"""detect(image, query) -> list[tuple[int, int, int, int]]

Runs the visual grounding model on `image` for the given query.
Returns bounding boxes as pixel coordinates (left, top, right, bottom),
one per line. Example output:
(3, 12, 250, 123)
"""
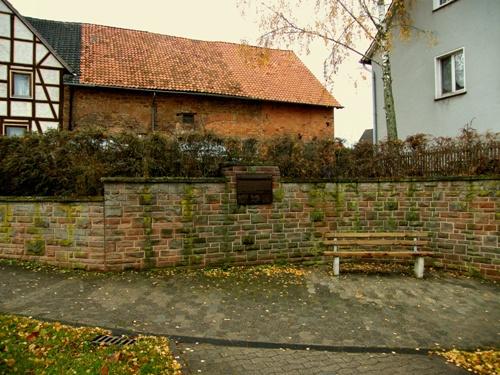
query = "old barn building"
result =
(0, 0, 341, 139)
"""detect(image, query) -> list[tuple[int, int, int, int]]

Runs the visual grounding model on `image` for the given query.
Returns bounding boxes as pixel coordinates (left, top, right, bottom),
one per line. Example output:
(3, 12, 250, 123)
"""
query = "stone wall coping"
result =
(0, 196, 104, 203)
(101, 177, 227, 184)
(281, 175, 500, 184)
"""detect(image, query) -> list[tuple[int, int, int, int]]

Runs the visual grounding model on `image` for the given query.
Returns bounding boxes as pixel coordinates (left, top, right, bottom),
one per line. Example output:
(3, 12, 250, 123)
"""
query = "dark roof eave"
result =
(65, 82, 342, 109)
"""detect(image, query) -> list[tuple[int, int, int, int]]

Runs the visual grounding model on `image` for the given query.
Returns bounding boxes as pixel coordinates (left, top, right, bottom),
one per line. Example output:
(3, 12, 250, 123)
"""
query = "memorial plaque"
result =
(236, 174, 273, 205)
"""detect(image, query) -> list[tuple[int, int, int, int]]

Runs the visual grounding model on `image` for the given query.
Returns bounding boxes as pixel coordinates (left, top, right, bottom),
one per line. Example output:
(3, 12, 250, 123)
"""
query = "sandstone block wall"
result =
(0, 197, 104, 269)
(0, 170, 498, 279)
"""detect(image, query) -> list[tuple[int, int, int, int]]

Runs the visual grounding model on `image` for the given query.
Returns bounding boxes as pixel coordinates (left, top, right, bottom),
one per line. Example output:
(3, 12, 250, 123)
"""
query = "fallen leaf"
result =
(108, 351, 121, 363)
(27, 331, 40, 341)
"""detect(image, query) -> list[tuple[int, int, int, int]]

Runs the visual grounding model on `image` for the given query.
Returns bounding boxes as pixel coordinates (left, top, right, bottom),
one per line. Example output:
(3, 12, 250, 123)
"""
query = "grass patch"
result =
(434, 349, 499, 375)
(0, 314, 182, 374)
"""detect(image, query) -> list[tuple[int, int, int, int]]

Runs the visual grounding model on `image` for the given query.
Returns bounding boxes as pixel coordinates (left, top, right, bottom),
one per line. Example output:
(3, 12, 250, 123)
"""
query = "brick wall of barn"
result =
(63, 87, 335, 140)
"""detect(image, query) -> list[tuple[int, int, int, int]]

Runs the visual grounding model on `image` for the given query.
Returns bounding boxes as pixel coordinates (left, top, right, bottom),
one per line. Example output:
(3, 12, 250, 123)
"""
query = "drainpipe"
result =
(68, 85, 74, 130)
(371, 68, 378, 144)
(151, 92, 157, 132)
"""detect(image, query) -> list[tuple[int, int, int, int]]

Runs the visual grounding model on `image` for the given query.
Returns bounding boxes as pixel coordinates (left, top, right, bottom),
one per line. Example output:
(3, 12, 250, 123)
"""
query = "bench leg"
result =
(333, 257, 340, 276)
(414, 257, 424, 279)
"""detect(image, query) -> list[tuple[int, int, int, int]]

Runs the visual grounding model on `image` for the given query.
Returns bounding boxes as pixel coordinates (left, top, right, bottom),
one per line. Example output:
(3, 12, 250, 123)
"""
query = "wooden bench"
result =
(323, 232, 434, 278)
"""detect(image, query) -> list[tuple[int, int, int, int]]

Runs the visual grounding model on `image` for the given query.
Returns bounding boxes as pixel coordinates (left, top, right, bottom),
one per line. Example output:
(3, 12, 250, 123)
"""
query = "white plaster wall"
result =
(0, 1, 11, 13)
(47, 86, 59, 102)
(36, 43, 49, 64)
(0, 100, 6, 116)
(13, 40, 33, 64)
(14, 16, 32, 40)
(0, 39, 10, 62)
(372, 0, 500, 141)
(40, 69, 59, 85)
(35, 86, 47, 101)
(39, 121, 58, 132)
(0, 13, 10, 37)
(0, 64, 6, 80)
(0, 82, 7, 97)
(41, 55, 62, 68)
(11, 101, 32, 117)
(36, 102, 53, 118)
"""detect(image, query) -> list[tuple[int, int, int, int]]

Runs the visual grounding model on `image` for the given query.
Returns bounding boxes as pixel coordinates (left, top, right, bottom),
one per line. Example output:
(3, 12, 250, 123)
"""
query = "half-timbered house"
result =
(1, 0, 342, 140)
(0, 0, 70, 136)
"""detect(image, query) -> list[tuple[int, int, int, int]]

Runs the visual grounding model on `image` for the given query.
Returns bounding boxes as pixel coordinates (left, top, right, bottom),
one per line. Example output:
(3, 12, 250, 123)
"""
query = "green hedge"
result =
(0, 128, 498, 196)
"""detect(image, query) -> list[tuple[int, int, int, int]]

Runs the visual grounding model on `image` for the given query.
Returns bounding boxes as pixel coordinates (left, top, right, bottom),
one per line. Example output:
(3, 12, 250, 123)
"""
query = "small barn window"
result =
(11, 71, 32, 98)
(181, 113, 195, 125)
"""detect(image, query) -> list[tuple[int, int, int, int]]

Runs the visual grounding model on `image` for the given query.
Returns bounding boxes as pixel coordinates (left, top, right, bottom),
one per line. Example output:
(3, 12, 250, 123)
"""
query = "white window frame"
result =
(434, 47, 466, 100)
(433, 0, 458, 11)
(10, 70, 33, 99)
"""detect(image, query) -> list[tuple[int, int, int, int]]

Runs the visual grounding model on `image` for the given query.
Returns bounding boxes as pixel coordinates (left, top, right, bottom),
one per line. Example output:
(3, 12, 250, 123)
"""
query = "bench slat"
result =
(323, 240, 428, 246)
(323, 251, 435, 258)
(324, 232, 429, 239)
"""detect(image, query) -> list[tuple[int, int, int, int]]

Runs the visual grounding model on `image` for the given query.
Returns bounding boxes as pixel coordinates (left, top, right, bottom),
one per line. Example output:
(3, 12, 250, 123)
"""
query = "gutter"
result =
(151, 92, 157, 132)
(68, 85, 74, 130)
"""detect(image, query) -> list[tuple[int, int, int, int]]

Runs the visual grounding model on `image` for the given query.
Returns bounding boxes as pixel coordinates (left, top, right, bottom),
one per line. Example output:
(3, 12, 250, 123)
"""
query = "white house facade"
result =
(363, 0, 500, 142)
(0, 0, 69, 136)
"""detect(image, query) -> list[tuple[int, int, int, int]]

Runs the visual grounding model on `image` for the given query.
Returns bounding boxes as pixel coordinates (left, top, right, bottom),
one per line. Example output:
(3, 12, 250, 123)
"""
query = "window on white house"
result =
(435, 49, 465, 98)
(433, 0, 458, 10)
(4, 125, 28, 137)
(11, 71, 32, 98)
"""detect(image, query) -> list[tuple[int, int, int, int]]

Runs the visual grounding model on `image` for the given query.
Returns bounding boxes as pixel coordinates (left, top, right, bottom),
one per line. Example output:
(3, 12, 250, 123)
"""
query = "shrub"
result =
(0, 127, 497, 196)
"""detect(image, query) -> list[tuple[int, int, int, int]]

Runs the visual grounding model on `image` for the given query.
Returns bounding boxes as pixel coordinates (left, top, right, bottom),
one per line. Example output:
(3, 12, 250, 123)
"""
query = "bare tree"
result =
(240, 0, 414, 141)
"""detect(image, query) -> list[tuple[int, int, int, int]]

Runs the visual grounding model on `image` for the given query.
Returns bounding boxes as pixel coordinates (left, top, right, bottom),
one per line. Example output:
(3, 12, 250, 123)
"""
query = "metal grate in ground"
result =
(91, 334, 136, 346)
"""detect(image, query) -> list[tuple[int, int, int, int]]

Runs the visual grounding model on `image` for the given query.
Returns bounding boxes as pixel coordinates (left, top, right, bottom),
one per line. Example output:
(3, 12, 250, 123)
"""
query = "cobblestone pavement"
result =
(176, 343, 467, 374)
(0, 264, 497, 374)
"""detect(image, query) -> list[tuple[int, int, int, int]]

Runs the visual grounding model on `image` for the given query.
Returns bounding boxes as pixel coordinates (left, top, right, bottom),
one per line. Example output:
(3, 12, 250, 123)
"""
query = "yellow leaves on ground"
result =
(199, 264, 308, 286)
(436, 349, 499, 375)
(204, 264, 306, 278)
(0, 314, 182, 375)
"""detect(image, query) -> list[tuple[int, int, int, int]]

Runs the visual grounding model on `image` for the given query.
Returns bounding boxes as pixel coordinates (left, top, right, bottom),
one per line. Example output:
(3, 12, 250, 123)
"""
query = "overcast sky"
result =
(11, 0, 372, 144)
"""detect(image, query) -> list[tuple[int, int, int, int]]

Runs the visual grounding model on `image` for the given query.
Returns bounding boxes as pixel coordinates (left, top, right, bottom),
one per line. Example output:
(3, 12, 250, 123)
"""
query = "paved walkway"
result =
(0, 263, 498, 374)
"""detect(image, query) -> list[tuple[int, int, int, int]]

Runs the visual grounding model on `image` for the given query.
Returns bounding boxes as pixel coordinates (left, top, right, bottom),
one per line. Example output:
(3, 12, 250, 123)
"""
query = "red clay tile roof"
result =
(79, 24, 341, 108)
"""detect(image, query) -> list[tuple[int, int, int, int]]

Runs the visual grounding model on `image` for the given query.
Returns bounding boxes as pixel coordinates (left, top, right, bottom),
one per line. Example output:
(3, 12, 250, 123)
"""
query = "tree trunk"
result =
(378, 0, 398, 141)
(381, 51, 398, 140)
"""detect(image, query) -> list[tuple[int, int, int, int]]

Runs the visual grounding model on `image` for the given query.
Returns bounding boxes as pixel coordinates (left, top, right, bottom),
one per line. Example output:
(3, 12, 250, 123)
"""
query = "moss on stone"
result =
(405, 211, 420, 221)
(310, 210, 324, 222)
(385, 218, 398, 230)
(59, 239, 73, 247)
(26, 240, 45, 256)
(161, 228, 173, 238)
(273, 188, 285, 202)
(242, 236, 255, 245)
(139, 192, 154, 206)
(385, 201, 398, 211)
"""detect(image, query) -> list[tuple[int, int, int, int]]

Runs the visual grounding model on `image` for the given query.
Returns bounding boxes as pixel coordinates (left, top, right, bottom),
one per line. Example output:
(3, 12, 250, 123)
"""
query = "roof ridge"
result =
(27, 16, 294, 53)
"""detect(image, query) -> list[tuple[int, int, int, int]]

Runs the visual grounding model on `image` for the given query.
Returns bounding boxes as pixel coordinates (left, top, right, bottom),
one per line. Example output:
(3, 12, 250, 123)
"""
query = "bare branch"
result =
(359, 0, 382, 30)
(337, 0, 374, 40)
(261, 6, 381, 67)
